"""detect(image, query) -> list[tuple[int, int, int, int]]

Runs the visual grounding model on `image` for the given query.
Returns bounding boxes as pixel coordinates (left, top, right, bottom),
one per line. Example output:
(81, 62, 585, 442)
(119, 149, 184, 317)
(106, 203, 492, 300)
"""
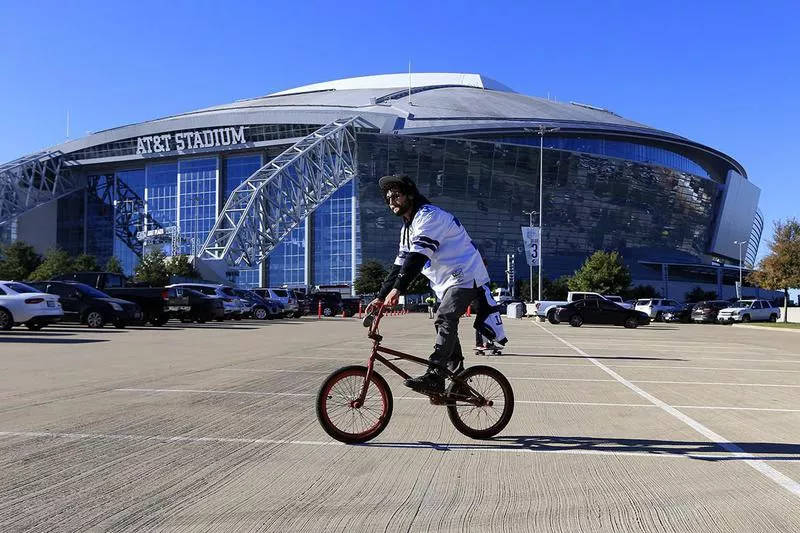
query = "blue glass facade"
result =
(268, 223, 306, 288)
(178, 158, 217, 257)
(223, 155, 262, 287)
(312, 181, 354, 287)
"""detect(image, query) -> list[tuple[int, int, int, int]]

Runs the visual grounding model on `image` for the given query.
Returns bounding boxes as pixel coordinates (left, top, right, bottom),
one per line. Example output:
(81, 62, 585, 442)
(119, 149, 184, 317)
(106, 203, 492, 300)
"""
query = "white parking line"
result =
(112, 389, 800, 413)
(0, 431, 789, 462)
(535, 323, 800, 499)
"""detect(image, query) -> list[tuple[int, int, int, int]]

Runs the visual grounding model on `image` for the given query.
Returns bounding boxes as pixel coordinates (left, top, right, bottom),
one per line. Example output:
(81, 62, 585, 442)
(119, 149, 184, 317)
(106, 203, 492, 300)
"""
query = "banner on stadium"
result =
(521, 226, 540, 267)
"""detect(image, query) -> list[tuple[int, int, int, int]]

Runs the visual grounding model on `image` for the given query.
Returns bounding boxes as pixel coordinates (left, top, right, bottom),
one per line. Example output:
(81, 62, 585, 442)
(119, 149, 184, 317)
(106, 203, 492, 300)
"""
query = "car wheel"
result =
(741, 314, 751, 323)
(547, 310, 560, 325)
(86, 311, 105, 328)
(26, 322, 43, 331)
(323, 307, 333, 317)
(253, 307, 268, 320)
(769, 314, 777, 323)
(655, 311, 664, 322)
(624, 316, 639, 329)
(0, 309, 13, 331)
(150, 315, 169, 327)
(569, 315, 582, 327)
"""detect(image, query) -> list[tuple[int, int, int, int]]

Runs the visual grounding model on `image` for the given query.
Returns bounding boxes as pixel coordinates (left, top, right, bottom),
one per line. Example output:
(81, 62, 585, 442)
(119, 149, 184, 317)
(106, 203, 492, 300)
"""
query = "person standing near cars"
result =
(425, 294, 437, 319)
(369, 175, 507, 394)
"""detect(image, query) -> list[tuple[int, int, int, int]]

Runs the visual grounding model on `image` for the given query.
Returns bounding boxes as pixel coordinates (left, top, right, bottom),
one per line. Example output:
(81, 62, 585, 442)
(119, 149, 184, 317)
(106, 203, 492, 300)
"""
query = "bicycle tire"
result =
(446, 365, 514, 439)
(316, 365, 393, 444)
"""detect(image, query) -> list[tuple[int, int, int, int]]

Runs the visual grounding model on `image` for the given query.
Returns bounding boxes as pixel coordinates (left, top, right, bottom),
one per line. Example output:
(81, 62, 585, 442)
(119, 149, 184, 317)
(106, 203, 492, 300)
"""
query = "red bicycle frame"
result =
(354, 303, 486, 408)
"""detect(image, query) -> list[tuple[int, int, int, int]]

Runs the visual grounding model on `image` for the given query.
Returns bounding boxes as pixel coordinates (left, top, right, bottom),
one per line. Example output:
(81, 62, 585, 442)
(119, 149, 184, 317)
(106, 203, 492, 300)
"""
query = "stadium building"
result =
(0, 73, 765, 299)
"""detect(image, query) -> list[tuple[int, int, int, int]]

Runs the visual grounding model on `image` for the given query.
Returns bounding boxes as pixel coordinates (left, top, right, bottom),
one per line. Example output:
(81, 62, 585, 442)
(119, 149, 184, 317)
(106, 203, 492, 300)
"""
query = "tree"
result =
(72, 254, 99, 272)
(624, 284, 660, 300)
(748, 218, 800, 322)
(0, 241, 41, 280)
(546, 275, 571, 300)
(568, 251, 631, 295)
(134, 249, 169, 287)
(353, 259, 388, 295)
(28, 248, 74, 281)
(685, 286, 717, 303)
(105, 256, 124, 274)
(166, 255, 197, 279)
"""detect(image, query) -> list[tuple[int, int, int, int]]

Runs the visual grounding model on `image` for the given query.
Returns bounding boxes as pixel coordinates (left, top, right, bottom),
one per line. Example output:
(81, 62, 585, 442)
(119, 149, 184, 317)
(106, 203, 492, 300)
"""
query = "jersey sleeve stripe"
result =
(416, 235, 441, 248)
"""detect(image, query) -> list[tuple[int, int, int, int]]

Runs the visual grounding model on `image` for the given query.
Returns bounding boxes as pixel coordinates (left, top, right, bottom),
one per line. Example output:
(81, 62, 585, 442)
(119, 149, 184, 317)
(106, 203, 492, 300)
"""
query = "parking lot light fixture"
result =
(536, 125, 560, 302)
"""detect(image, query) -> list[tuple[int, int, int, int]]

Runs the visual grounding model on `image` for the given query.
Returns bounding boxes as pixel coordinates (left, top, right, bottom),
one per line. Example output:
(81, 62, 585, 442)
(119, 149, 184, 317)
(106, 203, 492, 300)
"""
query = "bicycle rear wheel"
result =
(446, 365, 514, 439)
(316, 365, 393, 444)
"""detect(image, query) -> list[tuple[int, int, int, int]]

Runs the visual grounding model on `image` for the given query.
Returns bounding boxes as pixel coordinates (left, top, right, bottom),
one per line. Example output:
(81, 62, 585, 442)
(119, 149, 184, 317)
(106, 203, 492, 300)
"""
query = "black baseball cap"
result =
(378, 174, 418, 195)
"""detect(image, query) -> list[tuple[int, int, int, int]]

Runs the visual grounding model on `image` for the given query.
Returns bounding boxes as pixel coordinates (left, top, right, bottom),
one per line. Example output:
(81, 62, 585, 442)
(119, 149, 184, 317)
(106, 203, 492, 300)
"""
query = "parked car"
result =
(690, 300, 731, 323)
(634, 298, 680, 321)
(0, 280, 63, 331)
(556, 299, 651, 328)
(253, 287, 300, 318)
(168, 283, 244, 320)
(604, 295, 634, 309)
(55, 271, 171, 326)
(29, 281, 142, 328)
(233, 289, 282, 320)
(535, 291, 614, 323)
(663, 302, 695, 323)
(341, 297, 364, 317)
(717, 299, 781, 324)
(172, 287, 225, 323)
(307, 292, 344, 317)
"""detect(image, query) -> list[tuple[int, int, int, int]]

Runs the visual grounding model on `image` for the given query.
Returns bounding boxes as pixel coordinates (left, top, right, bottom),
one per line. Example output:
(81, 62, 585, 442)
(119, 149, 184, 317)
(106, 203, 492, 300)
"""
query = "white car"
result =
(634, 298, 680, 321)
(717, 299, 780, 323)
(0, 280, 63, 331)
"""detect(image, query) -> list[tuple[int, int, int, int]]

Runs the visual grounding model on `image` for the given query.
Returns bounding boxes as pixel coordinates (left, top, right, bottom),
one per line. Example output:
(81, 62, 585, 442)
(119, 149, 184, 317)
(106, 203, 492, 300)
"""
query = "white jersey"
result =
(394, 204, 489, 299)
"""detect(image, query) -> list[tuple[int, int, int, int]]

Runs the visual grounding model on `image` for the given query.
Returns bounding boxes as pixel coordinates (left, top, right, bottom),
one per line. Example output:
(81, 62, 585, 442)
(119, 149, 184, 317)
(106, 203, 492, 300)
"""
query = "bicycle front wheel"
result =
(447, 365, 514, 439)
(316, 365, 393, 444)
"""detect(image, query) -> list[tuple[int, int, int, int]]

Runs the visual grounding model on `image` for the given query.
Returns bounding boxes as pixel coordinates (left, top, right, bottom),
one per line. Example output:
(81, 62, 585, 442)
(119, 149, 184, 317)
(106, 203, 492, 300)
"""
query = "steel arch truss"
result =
(89, 175, 167, 258)
(200, 117, 360, 267)
(0, 151, 81, 225)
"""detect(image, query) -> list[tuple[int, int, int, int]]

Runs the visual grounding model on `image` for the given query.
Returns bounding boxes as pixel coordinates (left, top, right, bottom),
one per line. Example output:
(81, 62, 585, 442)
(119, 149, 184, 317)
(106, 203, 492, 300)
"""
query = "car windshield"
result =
(73, 283, 111, 298)
(4, 282, 39, 294)
(731, 301, 753, 308)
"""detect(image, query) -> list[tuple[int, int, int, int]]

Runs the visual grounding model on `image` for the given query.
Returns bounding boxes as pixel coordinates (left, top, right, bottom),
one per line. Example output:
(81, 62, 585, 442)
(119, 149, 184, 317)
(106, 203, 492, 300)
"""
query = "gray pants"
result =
(430, 285, 482, 375)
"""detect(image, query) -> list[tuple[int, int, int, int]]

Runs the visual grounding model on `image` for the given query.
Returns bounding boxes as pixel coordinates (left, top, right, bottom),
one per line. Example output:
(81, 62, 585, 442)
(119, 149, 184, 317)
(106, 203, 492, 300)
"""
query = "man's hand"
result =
(385, 288, 401, 307)
(366, 298, 383, 313)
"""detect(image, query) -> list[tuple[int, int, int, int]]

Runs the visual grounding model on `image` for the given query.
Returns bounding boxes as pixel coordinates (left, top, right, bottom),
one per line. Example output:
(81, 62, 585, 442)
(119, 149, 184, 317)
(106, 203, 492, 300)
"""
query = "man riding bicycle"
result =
(369, 174, 507, 394)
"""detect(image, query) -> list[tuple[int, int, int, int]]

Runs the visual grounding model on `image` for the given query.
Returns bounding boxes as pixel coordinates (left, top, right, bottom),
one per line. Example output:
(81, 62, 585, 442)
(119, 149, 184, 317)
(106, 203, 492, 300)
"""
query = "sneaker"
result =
(404, 372, 445, 394)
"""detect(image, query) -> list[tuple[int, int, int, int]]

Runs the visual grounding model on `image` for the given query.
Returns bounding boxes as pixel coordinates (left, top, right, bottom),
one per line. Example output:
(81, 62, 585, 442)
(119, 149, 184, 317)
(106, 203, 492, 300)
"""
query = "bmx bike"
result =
(316, 303, 514, 444)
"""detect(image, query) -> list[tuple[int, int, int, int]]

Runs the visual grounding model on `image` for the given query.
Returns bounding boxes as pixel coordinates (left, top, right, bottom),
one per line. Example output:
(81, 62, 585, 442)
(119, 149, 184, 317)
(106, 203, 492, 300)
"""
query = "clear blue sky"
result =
(1, 0, 797, 260)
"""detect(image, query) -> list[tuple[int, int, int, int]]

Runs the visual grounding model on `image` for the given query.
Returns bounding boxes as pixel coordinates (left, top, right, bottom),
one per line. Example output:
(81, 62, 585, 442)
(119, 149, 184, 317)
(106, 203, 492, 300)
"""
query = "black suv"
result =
(29, 281, 142, 328)
(308, 292, 344, 317)
(690, 300, 730, 323)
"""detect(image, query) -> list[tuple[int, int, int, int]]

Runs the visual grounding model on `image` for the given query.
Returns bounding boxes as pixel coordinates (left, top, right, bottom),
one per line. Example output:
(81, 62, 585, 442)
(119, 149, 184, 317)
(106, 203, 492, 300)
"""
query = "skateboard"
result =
(474, 344, 502, 356)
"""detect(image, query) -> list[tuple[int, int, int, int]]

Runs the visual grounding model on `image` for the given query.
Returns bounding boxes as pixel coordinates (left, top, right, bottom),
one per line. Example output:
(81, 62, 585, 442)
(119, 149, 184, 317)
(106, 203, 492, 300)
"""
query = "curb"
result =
(731, 323, 800, 333)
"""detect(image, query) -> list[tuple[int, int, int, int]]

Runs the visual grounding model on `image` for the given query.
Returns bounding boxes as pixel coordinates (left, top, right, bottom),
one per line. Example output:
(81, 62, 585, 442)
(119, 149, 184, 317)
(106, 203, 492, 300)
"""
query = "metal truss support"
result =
(89, 175, 167, 258)
(200, 117, 361, 267)
(0, 151, 82, 226)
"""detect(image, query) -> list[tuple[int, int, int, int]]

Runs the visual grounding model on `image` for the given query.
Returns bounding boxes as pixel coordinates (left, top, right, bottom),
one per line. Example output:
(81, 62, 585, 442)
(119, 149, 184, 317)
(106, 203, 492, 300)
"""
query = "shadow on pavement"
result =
(363, 435, 800, 461)
(0, 337, 109, 344)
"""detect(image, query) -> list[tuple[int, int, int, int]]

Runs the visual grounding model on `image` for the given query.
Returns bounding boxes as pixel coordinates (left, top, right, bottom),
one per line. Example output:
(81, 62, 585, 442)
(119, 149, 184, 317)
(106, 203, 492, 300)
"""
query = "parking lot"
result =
(1, 316, 799, 532)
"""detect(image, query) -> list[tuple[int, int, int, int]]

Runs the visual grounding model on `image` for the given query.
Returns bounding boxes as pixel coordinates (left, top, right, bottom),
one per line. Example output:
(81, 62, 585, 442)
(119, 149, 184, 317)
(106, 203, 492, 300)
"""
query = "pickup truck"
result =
(535, 291, 613, 323)
(55, 272, 174, 326)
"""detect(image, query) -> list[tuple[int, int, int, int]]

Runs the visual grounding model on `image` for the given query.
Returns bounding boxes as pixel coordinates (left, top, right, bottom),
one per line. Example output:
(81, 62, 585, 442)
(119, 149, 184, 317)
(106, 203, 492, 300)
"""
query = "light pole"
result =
(536, 125, 560, 302)
(734, 239, 746, 295)
(522, 210, 536, 302)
